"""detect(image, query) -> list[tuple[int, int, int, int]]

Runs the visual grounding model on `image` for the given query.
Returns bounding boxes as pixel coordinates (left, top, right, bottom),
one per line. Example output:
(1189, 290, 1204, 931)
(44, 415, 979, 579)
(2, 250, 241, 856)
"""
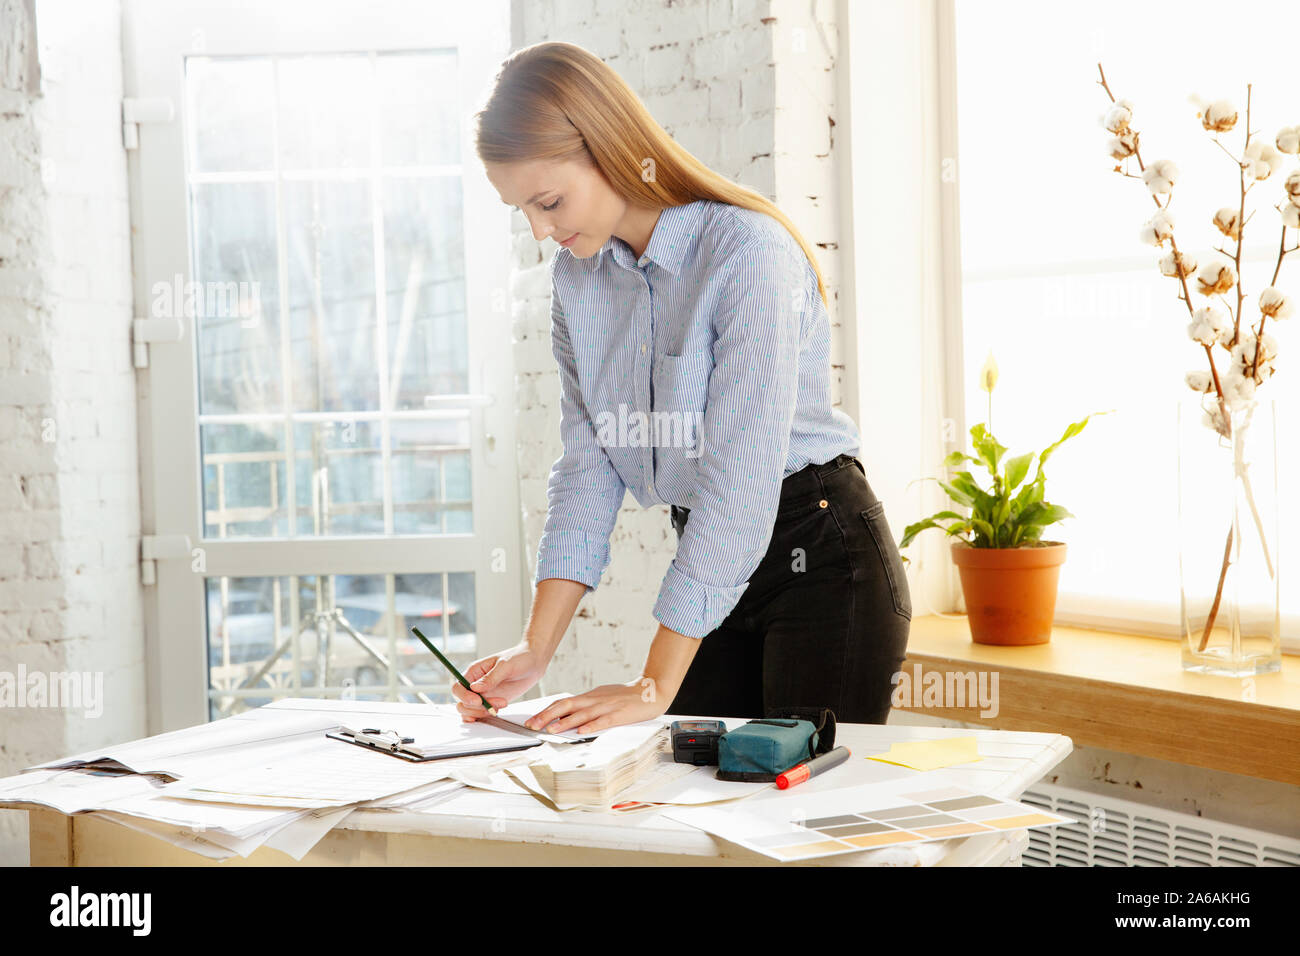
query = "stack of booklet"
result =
(522, 722, 669, 808)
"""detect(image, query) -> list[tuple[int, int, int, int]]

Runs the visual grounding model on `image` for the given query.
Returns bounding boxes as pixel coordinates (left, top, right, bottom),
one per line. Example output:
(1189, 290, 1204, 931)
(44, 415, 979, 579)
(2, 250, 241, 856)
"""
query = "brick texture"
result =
(0, 0, 145, 865)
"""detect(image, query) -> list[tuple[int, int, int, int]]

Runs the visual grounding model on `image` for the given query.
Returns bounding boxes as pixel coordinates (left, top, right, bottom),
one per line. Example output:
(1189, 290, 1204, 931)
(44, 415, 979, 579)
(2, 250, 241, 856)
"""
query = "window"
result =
(125, 0, 521, 729)
(953, 0, 1299, 644)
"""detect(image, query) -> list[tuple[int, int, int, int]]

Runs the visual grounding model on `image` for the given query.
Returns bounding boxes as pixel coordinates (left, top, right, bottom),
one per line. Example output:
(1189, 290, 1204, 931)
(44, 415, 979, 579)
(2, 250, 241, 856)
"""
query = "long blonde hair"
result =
(474, 41, 829, 309)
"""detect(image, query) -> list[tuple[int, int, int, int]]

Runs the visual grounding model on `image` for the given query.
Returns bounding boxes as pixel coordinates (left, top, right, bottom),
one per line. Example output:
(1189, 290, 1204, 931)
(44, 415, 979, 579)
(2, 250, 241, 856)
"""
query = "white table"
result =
(21, 718, 1071, 867)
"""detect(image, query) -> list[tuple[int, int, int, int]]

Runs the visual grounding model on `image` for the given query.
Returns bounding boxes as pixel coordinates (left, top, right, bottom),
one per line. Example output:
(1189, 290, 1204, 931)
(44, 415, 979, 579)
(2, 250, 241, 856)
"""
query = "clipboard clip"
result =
(353, 727, 415, 752)
(328, 726, 432, 762)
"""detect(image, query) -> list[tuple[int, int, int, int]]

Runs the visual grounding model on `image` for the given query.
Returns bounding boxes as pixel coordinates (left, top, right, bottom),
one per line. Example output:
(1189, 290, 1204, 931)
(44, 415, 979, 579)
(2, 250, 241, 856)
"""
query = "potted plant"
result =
(899, 356, 1110, 645)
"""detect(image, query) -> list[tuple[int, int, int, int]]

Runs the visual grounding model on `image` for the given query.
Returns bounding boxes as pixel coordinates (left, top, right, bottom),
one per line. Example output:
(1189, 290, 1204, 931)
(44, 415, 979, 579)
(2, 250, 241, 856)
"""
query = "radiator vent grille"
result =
(1016, 783, 1300, 867)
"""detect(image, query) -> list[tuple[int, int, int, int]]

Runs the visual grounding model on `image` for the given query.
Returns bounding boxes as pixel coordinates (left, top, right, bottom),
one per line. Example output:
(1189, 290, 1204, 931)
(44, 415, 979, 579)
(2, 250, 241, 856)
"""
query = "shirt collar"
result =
(590, 200, 707, 276)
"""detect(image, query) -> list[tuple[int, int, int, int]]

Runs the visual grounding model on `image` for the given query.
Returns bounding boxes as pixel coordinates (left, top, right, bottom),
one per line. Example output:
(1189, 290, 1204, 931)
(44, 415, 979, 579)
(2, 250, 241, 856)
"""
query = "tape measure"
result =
(670, 719, 727, 765)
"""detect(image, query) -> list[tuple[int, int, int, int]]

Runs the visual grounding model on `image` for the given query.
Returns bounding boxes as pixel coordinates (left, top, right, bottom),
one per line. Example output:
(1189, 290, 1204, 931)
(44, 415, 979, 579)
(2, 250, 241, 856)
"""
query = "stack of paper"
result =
(512, 721, 669, 809)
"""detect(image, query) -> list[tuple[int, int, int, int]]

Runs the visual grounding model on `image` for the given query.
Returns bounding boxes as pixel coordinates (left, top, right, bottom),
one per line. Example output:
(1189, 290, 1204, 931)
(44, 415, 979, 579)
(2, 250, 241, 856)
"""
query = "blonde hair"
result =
(474, 41, 829, 309)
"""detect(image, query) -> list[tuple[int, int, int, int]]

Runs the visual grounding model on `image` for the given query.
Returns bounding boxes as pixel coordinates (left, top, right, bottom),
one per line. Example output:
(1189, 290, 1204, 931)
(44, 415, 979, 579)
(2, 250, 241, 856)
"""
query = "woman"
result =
(453, 41, 911, 735)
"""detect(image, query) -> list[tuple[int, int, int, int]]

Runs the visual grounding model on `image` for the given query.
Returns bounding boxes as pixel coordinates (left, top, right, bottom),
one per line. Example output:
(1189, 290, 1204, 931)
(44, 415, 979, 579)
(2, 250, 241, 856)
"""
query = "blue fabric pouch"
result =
(715, 709, 836, 782)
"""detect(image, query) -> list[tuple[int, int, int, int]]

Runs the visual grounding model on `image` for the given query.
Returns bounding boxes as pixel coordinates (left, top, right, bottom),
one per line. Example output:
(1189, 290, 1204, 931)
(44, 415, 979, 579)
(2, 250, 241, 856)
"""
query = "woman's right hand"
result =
(451, 642, 548, 722)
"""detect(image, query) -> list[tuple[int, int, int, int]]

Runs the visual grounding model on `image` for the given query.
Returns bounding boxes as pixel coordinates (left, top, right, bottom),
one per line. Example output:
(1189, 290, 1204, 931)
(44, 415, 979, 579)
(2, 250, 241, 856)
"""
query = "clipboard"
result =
(327, 726, 542, 762)
(327, 717, 598, 763)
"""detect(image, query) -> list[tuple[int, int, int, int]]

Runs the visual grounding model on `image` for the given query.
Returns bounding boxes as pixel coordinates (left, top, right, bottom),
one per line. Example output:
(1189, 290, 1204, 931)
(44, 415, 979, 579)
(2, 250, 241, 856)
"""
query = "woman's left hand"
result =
(524, 678, 668, 735)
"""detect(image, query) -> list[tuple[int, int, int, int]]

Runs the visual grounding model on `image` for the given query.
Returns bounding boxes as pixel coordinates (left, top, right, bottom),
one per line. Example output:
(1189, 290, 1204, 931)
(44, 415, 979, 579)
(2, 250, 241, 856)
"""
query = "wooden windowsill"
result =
(897, 615, 1300, 786)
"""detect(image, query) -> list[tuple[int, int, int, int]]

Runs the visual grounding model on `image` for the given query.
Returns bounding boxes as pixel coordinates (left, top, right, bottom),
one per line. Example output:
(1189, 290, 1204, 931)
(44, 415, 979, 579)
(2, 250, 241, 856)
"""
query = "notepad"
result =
(864, 737, 982, 772)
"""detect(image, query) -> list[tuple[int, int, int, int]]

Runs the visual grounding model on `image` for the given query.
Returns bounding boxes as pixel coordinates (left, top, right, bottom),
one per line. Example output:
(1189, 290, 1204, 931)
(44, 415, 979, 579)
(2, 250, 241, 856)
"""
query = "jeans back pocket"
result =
(860, 501, 912, 620)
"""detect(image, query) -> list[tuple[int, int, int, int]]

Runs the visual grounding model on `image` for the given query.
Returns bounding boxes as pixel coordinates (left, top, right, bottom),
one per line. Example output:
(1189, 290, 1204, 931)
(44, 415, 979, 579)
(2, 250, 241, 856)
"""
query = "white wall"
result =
(0, 0, 147, 865)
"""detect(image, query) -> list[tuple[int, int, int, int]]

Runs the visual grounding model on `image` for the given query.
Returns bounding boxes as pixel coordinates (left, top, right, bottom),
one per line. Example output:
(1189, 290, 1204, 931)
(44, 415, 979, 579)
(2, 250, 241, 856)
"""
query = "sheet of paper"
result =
(263, 804, 357, 860)
(616, 757, 773, 806)
(525, 721, 666, 772)
(364, 779, 467, 810)
(29, 707, 346, 776)
(107, 792, 307, 839)
(92, 811, 262, 860)
(662, 776, 1075, 862)
(163, 739, 463, 808)
(0, 768, 171, 815)
(864, 737, 982, 772)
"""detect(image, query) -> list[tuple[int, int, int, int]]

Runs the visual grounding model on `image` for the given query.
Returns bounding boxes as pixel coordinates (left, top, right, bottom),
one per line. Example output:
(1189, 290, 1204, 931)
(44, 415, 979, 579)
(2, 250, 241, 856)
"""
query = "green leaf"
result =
(899, 514, 965, 550)
(1036, 503, 1075, 525)
(937, 479, 974, 508)
(1003, 451, 1035, 491)
(951, 471, 994, 514)
(991, 495, 1011, 530)
(1038, 410, 1113, 470)
(1016, 501, 1074, 530)
(1013, 474, 1044, 511)
(942, 450, 981, 469)
(970, 423, 1008, 477)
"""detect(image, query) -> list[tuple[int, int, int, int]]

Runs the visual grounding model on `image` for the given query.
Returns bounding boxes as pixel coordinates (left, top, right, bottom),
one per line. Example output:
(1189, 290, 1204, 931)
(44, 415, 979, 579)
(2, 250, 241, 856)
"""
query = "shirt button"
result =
(641, 343, 646, 354)
(819, 499, 828, 508)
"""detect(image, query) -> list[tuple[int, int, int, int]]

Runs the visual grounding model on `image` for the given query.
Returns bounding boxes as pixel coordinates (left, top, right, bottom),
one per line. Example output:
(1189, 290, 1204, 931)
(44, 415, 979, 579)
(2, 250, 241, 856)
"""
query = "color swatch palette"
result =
(662, 782, 1075, 861)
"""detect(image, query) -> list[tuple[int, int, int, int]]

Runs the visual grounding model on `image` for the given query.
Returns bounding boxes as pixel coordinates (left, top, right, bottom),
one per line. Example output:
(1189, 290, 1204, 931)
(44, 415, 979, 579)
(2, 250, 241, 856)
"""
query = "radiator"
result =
(1014, 782, 1300, 866)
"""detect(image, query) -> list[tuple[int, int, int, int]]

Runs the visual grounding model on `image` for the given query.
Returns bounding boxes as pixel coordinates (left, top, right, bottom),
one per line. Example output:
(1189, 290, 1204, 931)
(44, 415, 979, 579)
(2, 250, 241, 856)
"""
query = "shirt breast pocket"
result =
(652, 349, 712, 449)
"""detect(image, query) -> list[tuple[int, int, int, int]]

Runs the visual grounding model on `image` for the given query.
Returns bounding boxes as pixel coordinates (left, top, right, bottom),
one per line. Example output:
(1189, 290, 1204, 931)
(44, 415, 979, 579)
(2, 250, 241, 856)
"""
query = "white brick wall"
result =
(0, 0, 145, 865)
(514, 0, 849, 695)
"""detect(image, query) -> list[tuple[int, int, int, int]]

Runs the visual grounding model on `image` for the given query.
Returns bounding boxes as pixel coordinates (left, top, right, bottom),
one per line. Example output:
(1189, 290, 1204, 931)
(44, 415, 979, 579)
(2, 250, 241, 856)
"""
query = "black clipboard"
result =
(327, 726, 544, 762)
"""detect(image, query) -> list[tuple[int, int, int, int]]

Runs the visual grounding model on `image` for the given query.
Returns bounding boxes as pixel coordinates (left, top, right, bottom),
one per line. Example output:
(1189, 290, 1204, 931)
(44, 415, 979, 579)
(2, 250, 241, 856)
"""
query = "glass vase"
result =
(1176, 395, 1281, 676)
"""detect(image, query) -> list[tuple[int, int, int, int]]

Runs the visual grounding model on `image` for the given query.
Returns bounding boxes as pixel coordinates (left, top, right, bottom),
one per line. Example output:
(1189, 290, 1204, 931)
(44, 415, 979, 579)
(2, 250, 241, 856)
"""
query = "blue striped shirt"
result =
(534, 198, 861, 639)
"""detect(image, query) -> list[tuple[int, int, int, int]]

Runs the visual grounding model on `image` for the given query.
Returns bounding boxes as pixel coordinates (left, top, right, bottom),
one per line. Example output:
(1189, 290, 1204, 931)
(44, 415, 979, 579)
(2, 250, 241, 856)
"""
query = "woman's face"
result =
(485, 157, 625, 258)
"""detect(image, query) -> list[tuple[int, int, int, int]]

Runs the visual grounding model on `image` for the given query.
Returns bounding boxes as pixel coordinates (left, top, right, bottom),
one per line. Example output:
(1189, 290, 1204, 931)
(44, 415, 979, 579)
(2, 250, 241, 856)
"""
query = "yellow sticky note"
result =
(864, 737, 982, 771)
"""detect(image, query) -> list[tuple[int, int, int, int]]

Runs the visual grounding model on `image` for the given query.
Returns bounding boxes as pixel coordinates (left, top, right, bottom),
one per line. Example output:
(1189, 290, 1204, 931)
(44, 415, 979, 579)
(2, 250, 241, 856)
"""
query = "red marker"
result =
(776, 746, 851, 790)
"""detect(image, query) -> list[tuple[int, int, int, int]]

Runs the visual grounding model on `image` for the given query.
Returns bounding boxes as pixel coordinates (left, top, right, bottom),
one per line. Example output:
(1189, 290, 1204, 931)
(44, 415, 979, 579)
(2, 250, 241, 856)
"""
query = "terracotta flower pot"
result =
(950, 540, 1068, 645)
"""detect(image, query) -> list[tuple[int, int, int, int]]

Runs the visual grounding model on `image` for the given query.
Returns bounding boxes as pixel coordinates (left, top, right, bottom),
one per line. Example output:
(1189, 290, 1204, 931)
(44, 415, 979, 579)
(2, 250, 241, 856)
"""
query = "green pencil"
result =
(410, 625, 497, 715)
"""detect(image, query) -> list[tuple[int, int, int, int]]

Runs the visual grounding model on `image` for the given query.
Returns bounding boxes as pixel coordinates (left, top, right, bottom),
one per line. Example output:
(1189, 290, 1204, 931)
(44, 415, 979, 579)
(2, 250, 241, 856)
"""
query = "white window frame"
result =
(122, 0, 523, 732)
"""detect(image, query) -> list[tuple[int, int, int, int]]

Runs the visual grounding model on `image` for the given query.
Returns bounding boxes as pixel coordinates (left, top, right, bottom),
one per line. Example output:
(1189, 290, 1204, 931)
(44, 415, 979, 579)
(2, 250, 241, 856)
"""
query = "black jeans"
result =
(666, 454, 911, 725)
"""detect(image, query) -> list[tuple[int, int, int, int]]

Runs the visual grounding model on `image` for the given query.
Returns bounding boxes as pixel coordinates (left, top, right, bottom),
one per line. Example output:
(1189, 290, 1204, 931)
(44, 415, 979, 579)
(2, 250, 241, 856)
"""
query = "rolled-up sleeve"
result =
(652, 237, 805, 638)
(533, 260, 626, 593)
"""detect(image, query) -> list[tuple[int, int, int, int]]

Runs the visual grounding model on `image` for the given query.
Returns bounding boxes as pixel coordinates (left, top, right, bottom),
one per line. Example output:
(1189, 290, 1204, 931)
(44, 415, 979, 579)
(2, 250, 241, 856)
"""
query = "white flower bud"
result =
(1142, 159, 1179, 195)
(1201, 99, 1238, 132)
(1107, 129, 1138, 160)
(1195, 259, 1237, 296)
(1185, 370, 1213, 392)
(1224, 370, 1257, 405)
(1231, 332, 1279, 369)
(1259, 286, 1294, 320)
(1244, 140, 1283, 180)
(1104, 103, 1133, 134)
(1159, 250, 1196, 277)
(1285, 170, 1300, 202)
(1187, 306, 1229, 346)
(1282, 202, 1300, 229)
(1213, 207, 1241, 239)
(1277, 126, 1300, 154)
(1139, 209, 1176, 246)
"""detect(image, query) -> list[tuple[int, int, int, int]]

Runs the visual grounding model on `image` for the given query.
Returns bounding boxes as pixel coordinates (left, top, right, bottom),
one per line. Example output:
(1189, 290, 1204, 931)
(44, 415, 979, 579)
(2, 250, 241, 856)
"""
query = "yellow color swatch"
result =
(864, 736, 982, 772)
